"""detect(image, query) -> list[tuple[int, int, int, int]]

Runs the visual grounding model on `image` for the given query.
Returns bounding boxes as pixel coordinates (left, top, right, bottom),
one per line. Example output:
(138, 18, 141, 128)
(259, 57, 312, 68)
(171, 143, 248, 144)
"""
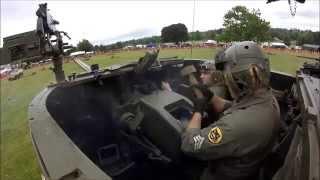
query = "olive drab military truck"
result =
(0, 30, 42, 65)
(29, 41, 320, 180)
(3, 1, 319, 180)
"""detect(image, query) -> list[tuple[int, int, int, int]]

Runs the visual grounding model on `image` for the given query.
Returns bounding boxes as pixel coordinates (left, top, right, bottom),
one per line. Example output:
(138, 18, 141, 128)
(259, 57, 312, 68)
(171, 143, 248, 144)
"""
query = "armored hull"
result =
(29, 59, 319, 180)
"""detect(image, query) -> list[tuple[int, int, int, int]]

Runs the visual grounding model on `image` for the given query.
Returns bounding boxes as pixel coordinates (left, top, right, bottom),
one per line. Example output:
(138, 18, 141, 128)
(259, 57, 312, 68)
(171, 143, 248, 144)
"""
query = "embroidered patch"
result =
(208, 127, 223, 144)
(193, 135, 205, 151)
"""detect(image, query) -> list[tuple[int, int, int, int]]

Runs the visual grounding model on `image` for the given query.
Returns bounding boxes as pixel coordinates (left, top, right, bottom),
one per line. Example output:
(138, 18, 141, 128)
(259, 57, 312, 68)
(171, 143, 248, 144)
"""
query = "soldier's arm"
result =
(186, 112, 202, 129)
(181, 115, 238, 160)
(210, 96, 232, 113)
(161, 81, 173, 91)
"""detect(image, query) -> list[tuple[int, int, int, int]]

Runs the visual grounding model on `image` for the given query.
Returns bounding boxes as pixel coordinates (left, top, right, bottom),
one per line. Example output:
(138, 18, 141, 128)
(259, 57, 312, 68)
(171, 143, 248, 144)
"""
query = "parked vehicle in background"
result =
(8, 68, 24, 81)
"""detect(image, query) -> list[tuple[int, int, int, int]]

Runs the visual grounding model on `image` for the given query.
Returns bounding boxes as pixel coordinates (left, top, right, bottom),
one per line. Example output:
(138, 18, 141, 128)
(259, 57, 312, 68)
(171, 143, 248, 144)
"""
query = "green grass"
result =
(267, 52, 315, 75)
(0, 63, 82, 180)
(86, 48, 219, 68)
(0, 48, 315, 180)
(88, 48, 314, 75)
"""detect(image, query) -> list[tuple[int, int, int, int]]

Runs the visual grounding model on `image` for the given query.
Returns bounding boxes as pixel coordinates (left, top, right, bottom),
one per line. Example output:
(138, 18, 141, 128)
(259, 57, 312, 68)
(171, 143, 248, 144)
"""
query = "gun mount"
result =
(36, 3, 72, 82)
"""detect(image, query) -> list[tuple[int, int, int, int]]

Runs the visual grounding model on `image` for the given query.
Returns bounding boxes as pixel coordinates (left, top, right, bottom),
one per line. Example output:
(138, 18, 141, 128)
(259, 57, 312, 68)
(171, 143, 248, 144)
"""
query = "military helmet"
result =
(215, 41, 270, 99)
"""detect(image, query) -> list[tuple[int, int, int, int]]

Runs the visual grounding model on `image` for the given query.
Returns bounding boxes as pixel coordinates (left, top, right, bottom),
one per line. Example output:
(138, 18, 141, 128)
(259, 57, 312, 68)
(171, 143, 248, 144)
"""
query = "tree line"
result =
(71, 5, 319, 53)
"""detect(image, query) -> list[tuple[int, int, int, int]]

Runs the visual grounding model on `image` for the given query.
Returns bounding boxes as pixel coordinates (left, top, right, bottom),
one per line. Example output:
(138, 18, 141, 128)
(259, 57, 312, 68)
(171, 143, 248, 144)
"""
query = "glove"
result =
(192, 84, 214, 102)
(193, 98, 208, 114)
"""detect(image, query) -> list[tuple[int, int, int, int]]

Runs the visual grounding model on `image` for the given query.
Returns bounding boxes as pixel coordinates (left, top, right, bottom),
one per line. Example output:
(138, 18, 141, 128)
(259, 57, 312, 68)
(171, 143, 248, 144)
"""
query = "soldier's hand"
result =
(193, 98, 208, 114)
(192, 84, 214, 102)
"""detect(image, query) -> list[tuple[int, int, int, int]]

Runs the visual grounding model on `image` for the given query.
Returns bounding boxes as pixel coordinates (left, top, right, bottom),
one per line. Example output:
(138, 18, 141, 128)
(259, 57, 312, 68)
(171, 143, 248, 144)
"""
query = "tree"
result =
(205, 30, 216, 40)
(115, 42, 123, 49)
(269, 28, 320, 46)
(222, 6, 271, 42)
(94, 45, 99, 51)
(190, 30, 202, 41)
(283, 36, 291, 46)
(77, 39, 94, 52)
(161, 23, 188, 43)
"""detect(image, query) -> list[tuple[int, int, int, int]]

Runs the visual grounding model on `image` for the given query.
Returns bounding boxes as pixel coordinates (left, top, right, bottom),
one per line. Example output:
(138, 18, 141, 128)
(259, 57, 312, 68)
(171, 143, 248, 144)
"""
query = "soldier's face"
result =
(200, 71, 213, 85)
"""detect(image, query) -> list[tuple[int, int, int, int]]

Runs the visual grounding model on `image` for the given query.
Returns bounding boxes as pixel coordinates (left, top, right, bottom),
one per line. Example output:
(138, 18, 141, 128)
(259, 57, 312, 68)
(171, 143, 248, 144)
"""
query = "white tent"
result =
(86, 51, 94, 55)
(123, 45, 136, 50)
(270, 42, 288, 49)
(136, 44, 146, 48)
(70, 51, 86, 57)
(205, 40, 217, 45)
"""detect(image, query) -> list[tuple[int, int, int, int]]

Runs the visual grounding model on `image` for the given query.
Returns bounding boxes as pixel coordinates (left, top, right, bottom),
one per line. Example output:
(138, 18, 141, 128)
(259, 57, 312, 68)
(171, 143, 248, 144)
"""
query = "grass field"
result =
(0, 48, 316, 180)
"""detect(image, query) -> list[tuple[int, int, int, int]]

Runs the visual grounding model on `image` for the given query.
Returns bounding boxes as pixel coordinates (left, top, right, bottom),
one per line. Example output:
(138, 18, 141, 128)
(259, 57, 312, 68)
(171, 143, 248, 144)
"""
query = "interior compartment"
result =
(46, 61, 299, 180)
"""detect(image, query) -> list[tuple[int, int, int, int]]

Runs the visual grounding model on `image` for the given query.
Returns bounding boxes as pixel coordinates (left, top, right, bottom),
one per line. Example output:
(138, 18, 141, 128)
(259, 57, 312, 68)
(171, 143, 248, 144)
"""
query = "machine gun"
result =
(36, 3, 72, 82)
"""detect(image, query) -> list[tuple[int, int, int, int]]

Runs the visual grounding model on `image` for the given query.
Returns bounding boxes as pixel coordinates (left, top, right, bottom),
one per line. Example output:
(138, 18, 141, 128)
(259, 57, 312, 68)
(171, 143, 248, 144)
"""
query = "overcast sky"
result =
(1, 0, 319, 46)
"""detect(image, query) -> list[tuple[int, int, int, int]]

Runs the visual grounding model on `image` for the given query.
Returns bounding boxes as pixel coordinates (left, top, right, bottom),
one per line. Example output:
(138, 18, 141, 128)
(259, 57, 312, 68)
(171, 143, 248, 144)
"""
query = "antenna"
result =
(191, 0, 196, 58)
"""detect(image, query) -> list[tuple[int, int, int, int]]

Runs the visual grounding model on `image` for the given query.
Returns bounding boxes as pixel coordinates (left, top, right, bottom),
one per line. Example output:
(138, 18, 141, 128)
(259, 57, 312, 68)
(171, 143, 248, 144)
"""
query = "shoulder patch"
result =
(208, 126, 223, 144)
